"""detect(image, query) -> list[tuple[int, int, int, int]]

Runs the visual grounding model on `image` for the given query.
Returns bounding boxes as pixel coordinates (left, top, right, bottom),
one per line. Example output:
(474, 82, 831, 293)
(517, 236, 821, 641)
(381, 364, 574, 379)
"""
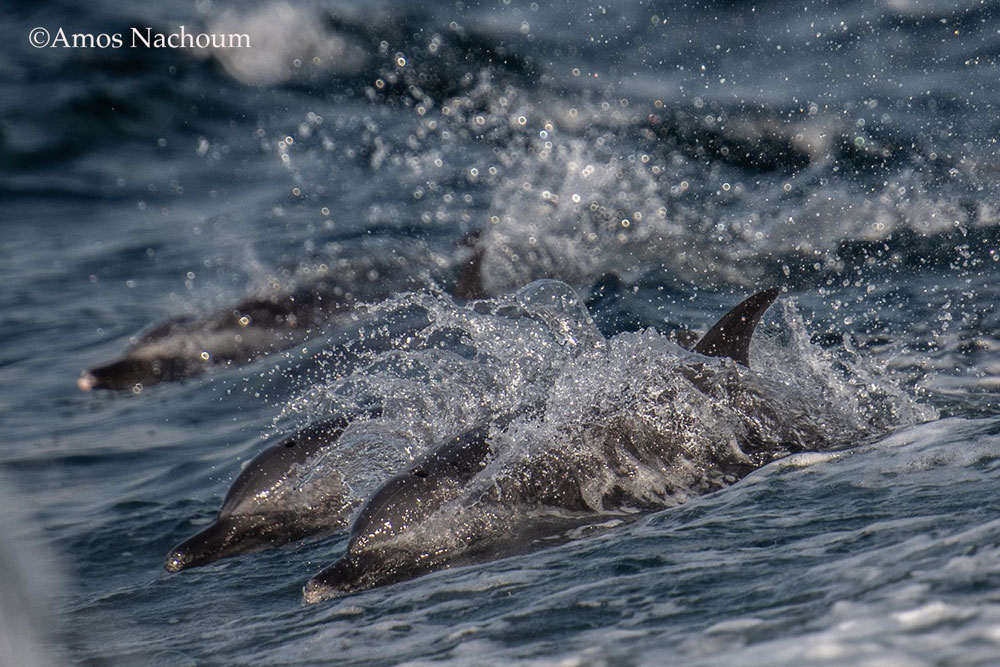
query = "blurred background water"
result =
(2, 0, 1000, 664)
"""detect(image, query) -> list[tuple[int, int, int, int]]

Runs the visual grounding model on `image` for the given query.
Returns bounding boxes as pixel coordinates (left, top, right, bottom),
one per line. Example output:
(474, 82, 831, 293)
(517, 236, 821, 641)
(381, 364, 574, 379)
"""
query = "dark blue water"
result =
(3, 0, 1000, 664)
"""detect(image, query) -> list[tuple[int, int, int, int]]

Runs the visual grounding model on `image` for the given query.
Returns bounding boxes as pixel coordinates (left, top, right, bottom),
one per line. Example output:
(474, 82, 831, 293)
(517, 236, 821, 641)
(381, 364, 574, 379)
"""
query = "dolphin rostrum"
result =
(302, 288, 785, 602)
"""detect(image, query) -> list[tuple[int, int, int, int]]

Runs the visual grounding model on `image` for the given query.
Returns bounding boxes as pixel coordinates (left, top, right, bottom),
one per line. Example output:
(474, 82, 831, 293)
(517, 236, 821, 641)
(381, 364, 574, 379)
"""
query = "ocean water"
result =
(3, 0, 1000, 664)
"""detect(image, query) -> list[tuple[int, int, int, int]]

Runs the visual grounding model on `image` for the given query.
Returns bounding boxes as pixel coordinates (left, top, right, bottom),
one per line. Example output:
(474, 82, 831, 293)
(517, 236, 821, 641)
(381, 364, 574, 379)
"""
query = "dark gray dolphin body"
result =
(78, 267, 401, 392)
(80, 285, 340, 391)
(79, 238, 485, 391)
(303, 288, 781, 602)
(165, 409, 379, 572)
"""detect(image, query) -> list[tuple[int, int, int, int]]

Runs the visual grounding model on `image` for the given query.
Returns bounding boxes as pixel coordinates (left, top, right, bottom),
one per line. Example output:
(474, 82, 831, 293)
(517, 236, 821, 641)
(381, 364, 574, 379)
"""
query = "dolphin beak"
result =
(302, 555, 366, 604)
(164, 549, 192, 573)
(302, 577, 332, 605)
(77, 372, 97, 392)
(164, 519, 241, 573)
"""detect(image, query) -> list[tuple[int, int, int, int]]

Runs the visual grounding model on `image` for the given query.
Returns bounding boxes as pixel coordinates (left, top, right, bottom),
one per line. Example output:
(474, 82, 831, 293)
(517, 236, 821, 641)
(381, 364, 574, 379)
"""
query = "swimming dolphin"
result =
(76, 259, 419, 394)
(165, 410, 378, 572)
(302, 288, 783, 602)
(79, 285, 338, 391)
(79, 237, 485, 391)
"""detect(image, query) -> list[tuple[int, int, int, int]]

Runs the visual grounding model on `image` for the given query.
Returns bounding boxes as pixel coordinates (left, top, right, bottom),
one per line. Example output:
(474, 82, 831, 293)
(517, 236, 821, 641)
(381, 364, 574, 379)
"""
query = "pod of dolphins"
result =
(81, 282, 806, 602)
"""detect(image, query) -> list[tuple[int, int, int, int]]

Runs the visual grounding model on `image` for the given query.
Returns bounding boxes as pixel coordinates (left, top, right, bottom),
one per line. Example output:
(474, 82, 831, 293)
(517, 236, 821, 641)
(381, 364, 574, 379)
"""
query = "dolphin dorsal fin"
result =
(693, 288, 780, 366)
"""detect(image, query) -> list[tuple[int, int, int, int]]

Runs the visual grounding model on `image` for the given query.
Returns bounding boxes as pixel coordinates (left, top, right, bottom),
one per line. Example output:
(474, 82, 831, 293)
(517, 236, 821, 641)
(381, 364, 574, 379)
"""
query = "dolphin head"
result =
(78, 355, 192, 391)
(165, 510, 343, 572)
(302, 543, 454, 603)
(165, 515, 276, 572)
(299, 423, 498, 602)
(301, 553, 374, 603)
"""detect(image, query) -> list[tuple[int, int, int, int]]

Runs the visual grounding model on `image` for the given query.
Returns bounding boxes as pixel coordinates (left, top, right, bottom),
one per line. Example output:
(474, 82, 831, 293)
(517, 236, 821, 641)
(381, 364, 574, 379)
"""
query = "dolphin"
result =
(77, 267, 403, 393)
(79, 286, 334, 391)
(79, 237, 486, 391)
(302, 288, 783, 602)
(165, 409, 380, 572)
